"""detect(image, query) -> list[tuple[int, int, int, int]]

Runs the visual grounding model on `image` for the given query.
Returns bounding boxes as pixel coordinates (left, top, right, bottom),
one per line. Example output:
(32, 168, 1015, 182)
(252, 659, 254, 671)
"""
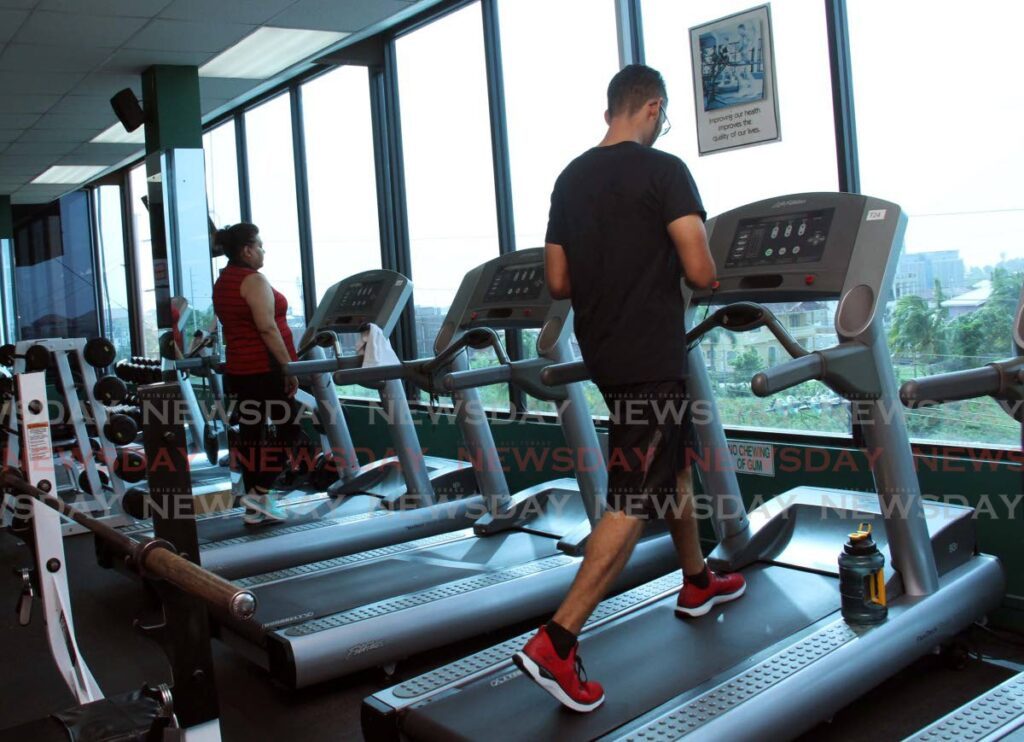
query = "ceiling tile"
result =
(46, 95, 113, 115)
(35, 0, 168, 16)
(72, 142, 141, 159)
(33, 111, 113, 131)
(58, 150, 130, 165)
(0, 114, 40, 128)
(124, 19, 254, 53)
(100, 47, 214, 73)
(0, 94, 57, 113)
(16, 128, 84, 142)
(0, 10, 28, 43)
(15, 10, 149, 47)
(4, 140, 77, 156)
(0, 70, 82, 94)
(0, 43, 114, 72)
(72, 72, 141, 98)
(160, 0, 297, 25)
(270, 0, 412, 32)
(0, 153, 54, 172)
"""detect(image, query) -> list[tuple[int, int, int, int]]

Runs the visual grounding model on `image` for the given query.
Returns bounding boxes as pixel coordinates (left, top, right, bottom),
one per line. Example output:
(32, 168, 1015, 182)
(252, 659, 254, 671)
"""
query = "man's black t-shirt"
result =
(545, 141, 705, 388)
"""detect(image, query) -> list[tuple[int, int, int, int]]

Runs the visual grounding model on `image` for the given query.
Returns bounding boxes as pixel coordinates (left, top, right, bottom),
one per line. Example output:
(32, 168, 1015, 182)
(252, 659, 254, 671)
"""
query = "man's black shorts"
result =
(600, 380, 694, 519)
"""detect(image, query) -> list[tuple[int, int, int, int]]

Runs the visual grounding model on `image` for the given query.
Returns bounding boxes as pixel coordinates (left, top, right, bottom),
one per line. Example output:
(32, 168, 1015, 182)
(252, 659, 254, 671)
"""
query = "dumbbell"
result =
(94, 375, 128, 406)
(112, 447, 147, 483)
(122, 485, 150, 519)
(78, 468, 111, 495)
(0, 344, 51, 372)
(83, 338, 116, 370)
(102, 413, 139, 447)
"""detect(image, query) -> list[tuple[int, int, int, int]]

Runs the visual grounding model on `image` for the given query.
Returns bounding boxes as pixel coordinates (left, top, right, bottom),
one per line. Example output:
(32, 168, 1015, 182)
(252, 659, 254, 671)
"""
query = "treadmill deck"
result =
(401, 564, 839, 741)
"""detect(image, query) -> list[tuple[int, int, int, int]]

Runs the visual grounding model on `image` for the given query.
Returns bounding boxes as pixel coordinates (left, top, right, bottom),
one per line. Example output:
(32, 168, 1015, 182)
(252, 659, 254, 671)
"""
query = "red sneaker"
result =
(513, 626, 605, 713)
(676, 570, 746, 617)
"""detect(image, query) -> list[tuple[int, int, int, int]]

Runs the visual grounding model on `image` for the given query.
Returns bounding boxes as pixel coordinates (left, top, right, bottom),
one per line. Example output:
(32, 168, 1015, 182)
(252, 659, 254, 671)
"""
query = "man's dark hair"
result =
(607, 64, 668, 117)
(216, 222, 260, 262)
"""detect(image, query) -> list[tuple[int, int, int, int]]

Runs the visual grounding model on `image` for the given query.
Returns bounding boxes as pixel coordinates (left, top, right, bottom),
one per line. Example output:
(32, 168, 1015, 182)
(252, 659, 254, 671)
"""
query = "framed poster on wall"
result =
(690, 4, 781, 155)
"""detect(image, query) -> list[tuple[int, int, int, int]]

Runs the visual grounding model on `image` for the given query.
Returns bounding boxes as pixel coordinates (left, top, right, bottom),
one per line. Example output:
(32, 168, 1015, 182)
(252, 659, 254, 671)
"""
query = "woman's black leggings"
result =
(225, 371, 302, 492)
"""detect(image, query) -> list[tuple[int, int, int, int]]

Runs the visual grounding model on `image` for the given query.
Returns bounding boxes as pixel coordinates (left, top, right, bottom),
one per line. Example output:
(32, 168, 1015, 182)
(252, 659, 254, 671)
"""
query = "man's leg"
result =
(665, 466, 707, 577)
(551, 509, 645, 634)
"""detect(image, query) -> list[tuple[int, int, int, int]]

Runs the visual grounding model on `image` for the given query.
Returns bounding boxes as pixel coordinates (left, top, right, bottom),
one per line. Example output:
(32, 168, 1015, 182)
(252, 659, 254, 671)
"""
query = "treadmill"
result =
(103, 269, 478, 579)
(213, 248, 677, 688)
(899, 287, 1024, 742)
(362, 192, 1006, 742)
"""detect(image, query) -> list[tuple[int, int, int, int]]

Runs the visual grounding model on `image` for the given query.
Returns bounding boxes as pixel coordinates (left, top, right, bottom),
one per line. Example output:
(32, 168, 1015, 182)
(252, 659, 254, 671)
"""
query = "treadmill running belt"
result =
(254, 560, 473, 629)
(403, 565, 840, 742)
(252, 532, 563, 629)
(192, 495, 379, 545)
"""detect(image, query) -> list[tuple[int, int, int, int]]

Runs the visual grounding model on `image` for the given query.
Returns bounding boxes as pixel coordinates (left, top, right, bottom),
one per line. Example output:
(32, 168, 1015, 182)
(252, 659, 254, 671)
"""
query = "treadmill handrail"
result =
(752, 353, 824, 397)
(443, 364, 511, 390)
(286, 354, 362, 377)
(540, 360, 588, 386)
(900, 360, 1023, 407)
(332, 360, 411, 386)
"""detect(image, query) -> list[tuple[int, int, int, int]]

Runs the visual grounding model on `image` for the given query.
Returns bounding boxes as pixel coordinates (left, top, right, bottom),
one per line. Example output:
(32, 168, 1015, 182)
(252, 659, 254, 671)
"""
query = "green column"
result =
(142, 65, 202, 152)
(139, 65, 212, 343)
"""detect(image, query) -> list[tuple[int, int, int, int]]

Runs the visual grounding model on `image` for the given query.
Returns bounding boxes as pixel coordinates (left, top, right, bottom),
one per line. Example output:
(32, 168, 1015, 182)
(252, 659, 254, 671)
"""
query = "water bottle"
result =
(838, 523, 888, 625)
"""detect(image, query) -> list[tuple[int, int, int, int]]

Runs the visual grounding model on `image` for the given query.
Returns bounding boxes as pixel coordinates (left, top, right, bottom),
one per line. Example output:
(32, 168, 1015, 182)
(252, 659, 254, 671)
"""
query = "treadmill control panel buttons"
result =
(725, 208, 835, 269)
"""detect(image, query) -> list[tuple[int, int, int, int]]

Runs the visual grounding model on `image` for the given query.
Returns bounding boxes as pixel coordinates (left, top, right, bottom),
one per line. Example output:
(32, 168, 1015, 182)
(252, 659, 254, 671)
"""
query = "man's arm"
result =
(667, 214, 716, 289)
(545, 242, 572, 300)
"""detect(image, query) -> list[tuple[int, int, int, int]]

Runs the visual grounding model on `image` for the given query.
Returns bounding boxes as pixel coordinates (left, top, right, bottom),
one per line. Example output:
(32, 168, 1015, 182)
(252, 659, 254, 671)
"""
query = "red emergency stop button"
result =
(805, 275, 815, 285)
(711, 280, 720, 290)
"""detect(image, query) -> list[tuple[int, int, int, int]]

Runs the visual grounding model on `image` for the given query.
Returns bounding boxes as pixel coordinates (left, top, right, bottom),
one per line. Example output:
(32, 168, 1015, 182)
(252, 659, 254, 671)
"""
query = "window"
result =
(13, 192, 100, 342)
(643, 0, 842, 435)
(302, 66, 384, 400)
(203, 121, 241, 230)
(203, 120, 241, 359)
(499, 0, 618, 250)
(245, 93, 306, 339)
(499, 0, 617, 415)
(302, 67, 382, 302)
(850, 0, 1024, 448)
(396, 3, 506, 409)
(94, 185, 132, 361)
(128, 164, 159, 356)
(642, 0, 837, 215)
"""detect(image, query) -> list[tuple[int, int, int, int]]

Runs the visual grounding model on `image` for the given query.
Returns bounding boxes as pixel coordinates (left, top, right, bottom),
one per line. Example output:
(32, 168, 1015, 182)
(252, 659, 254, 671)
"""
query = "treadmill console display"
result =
(483, 264, 545, 304)
(324, 279, 385, 329)
(725, 208, 835, 269)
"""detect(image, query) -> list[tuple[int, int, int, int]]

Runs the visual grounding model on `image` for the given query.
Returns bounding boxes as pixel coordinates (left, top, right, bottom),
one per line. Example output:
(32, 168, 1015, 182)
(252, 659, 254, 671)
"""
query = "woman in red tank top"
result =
(212, 223, 301, 525)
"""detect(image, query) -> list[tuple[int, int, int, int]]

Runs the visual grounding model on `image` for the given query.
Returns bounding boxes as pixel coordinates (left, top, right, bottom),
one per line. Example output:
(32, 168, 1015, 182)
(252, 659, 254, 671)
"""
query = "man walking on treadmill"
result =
(513, 65, 746, 712)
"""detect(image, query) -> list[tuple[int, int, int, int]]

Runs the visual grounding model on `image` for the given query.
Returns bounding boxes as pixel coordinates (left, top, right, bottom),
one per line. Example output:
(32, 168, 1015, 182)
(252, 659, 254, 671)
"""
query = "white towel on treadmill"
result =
(357, 324, 400, 367)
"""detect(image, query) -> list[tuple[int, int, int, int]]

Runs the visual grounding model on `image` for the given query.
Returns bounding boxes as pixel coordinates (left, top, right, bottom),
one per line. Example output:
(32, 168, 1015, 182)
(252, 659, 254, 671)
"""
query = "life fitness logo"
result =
(771, 199, 807, 209)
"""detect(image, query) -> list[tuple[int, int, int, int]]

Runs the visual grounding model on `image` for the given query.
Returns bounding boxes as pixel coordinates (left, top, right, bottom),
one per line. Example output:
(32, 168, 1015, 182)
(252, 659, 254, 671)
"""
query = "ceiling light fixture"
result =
(91, 122, 146, 145)
(199, 27, 348, 80)
(32, 165, 108, 184)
